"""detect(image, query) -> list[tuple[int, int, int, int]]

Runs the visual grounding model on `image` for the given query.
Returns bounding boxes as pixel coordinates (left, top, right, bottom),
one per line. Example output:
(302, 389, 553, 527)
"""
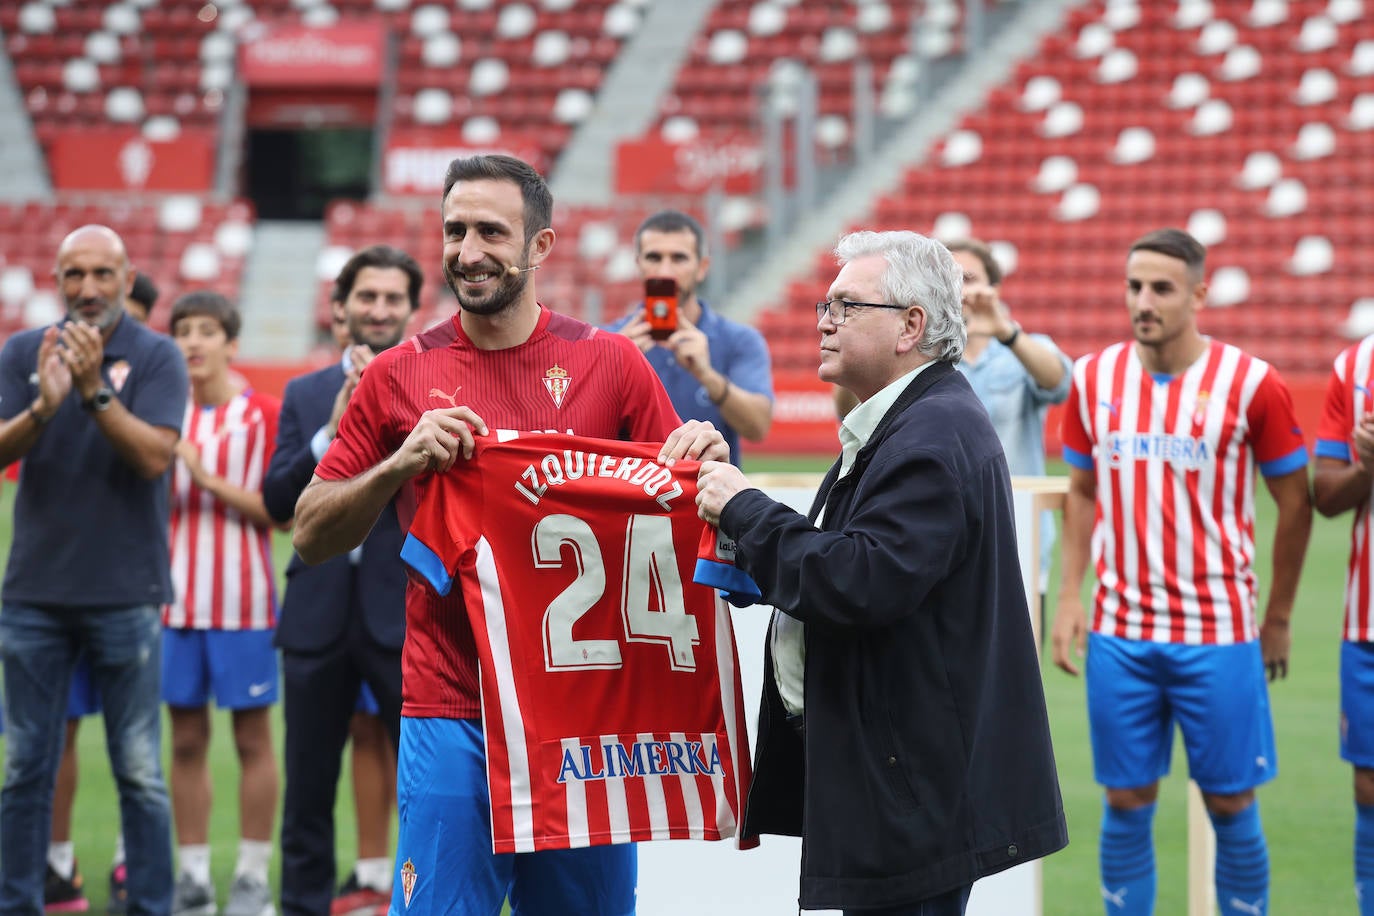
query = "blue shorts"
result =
(1086, 633, 1277, 794)
(1341, 641, 1374, 768)
(356, 682, 379, 716)
(390, 717, 636, 916)
(66, 654, 101, 719)
(161, 628, 279, 710)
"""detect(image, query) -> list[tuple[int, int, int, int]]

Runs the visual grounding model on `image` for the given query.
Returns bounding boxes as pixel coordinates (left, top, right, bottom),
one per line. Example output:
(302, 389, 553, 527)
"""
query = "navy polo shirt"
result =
(0, 314, 188, 607)
(605, 301, 773, 465)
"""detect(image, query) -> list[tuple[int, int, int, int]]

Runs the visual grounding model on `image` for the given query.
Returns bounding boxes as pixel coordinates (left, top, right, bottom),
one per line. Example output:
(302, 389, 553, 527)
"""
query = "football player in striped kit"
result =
(1314, 334, 1374, 916)
(163, 291, 282, 916)
(1052, 228, 1312, 916)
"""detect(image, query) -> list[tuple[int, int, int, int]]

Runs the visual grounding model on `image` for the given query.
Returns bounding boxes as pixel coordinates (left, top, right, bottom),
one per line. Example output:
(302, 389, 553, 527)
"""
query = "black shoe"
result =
(44, 861, 90, 913)
(107, 863, 128, 915)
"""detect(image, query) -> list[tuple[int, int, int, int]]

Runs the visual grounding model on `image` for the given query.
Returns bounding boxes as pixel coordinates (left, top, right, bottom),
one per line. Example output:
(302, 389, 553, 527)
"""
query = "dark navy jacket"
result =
(262, 362, 406, 652)
(720, 361, 1067, 910)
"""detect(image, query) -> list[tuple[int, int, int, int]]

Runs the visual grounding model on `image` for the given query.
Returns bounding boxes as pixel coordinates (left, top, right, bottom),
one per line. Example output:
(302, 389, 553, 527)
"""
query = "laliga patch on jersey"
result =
(400, 858, 417, 908)
(713, 529, 738, 562)
(543, 364, 570, 408)
(109, 360, 131, 392)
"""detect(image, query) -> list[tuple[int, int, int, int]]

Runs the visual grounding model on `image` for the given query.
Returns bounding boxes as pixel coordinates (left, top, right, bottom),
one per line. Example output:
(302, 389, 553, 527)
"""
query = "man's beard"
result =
(65, 295, 121, 330)
(445, 260, 529, 317)
(348, 315, 406, 353)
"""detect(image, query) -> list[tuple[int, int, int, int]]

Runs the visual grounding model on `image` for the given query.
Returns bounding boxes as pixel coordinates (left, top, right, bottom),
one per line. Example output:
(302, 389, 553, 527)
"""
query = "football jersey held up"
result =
(402, 433, 755, 854)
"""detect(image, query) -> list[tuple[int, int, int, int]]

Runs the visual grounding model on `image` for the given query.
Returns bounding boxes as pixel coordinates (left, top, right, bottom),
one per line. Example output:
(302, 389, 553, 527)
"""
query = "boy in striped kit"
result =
(163, 292, 282, 916)
(1314, 335, 1374, 915)
(1052, 229, 1312, 916)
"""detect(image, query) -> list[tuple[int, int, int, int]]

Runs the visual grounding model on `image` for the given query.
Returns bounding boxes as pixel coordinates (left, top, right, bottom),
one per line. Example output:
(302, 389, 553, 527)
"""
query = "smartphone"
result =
(644, 278, 678, 341)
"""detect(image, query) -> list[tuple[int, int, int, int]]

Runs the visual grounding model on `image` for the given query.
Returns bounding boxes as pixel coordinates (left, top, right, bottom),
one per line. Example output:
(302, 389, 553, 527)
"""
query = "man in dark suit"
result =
(696, 230, 1067, 916)
(262, 245, 423, 916)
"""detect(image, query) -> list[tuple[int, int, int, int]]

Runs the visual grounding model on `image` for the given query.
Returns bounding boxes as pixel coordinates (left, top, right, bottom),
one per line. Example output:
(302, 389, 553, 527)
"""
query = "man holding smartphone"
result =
(607, 210, 774, 464)
(263, 244, 422, 916)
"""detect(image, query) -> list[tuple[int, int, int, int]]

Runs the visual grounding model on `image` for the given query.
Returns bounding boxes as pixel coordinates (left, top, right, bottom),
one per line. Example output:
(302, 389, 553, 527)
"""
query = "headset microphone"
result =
(506, 265, 540, 277)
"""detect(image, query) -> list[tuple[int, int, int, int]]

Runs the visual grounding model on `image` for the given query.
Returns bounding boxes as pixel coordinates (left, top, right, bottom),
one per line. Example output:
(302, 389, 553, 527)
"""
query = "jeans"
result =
(0, 603, 172, 916)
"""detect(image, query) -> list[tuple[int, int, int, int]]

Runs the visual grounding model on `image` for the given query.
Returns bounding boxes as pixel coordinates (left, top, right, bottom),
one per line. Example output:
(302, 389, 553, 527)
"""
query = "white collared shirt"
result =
(771, 361, 933, 716)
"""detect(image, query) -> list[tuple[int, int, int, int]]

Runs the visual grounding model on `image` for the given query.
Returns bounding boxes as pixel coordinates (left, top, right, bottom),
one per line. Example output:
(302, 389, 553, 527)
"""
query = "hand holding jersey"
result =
(695, 460, 750, 528)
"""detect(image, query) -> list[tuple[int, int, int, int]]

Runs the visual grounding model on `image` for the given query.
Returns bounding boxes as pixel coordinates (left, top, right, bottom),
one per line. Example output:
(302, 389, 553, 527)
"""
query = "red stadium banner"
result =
(238, 21, 384, 88)
(382, 130, 546, 195)
(615, 136, 765, 195)
(48, 130, 215, 191)
(753, 370, 841, 454)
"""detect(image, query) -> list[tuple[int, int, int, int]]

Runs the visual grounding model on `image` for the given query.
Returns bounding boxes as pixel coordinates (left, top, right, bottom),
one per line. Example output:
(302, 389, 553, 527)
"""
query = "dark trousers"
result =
(279, 606, 403, 916)
(843, 882, 973, 916)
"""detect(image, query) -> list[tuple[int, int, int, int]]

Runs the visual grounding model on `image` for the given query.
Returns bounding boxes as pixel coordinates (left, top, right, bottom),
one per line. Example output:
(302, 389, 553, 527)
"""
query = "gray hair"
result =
(834, 230, 966, 363)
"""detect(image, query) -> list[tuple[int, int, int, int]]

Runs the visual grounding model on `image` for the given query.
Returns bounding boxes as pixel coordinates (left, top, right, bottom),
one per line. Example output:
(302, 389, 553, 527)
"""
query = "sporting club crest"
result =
(543, 364, 570, 408)
(1191, 390, 1210, 426)
(400, 858, 417, 908)
(108, 360, 131, 393)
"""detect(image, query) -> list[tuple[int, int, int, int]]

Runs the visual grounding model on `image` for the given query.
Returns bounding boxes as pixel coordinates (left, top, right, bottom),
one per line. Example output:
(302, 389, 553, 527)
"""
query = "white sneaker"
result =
(223, 874, 274, 916)
(171, 874, 216, 916)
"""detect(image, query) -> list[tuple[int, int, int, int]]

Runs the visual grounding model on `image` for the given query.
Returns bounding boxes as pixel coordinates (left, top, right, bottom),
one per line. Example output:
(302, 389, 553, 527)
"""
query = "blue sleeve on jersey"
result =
(400, 534, 454, 597)
(693, 558, 762, 608)
(1315, 438, 1352, 462)
(1063, 444, 1094, 471)
(1258, 445, 1308, 478)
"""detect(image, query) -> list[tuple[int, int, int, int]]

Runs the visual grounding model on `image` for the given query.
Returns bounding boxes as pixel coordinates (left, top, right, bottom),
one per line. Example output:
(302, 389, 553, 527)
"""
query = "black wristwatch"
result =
(81, 386, 115, 412)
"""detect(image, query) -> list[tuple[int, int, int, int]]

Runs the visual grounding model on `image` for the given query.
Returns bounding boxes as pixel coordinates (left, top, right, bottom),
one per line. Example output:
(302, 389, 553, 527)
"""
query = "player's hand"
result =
(36, 325, 73, 411)
(174, 439, 206, 482)
(1051, 596, 1087, 676)
(326, 347, 373, 438)
(697, 460, 749, 527)
(1259, 617, 1291, 681)
(1354, 415, 1374, 469)
(659, 419, 728, 465)
(614, 314, 657, 354)
(666, 316, 710, 375)
(58, 320, 105, 401)
(394, 406, 489, 477)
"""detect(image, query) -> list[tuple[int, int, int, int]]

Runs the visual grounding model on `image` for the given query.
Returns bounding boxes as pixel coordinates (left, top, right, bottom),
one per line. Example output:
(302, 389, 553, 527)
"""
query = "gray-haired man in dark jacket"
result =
(697, 230, 1068, 915)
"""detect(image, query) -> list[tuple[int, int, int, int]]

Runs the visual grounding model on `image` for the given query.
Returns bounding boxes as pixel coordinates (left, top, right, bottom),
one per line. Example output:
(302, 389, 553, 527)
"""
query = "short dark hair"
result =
(635, 210, 707, 259)
(128, 273, 159, 313)
(1129, 228, 1206, 283)
(942, 238, 1002, 286)
(441, 154, 553, 244)
(331, 245, 424, 311)
(170, 290, 241, 341)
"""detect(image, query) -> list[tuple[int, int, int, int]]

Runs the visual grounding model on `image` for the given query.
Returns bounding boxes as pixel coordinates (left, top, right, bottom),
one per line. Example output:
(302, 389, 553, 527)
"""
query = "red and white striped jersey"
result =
(164, 389, 280, 630)
(402, 434, 753, 854)
(1062, 340, 1307, 645)
(316, 307, 683, 720)
(1315, 335, 1374, 642)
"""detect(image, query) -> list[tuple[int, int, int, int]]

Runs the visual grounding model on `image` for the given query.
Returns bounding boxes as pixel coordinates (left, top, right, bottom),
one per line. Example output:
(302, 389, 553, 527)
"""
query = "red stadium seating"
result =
(756, 0, 1374, 378)
(0, 198, 256, 334)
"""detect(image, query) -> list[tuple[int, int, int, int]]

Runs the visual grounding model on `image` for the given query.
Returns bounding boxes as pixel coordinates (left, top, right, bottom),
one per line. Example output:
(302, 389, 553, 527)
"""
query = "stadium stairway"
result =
(237, 221, 326, 360)
(551, 0, 717, 206)
(726, 0, 1087, 322)
(0, 31, 49, 202)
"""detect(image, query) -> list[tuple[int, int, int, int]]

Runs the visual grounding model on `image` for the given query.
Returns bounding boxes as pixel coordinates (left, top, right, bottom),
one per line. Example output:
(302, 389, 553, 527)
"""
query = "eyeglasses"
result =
(814, 299, 910, 326)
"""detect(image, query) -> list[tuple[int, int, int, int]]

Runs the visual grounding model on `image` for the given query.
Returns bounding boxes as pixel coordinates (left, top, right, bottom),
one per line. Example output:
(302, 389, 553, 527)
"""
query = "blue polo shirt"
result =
(956, 332, 1072, 588)
(0, 314, 188, 607)
(605, 301, 773, 465)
